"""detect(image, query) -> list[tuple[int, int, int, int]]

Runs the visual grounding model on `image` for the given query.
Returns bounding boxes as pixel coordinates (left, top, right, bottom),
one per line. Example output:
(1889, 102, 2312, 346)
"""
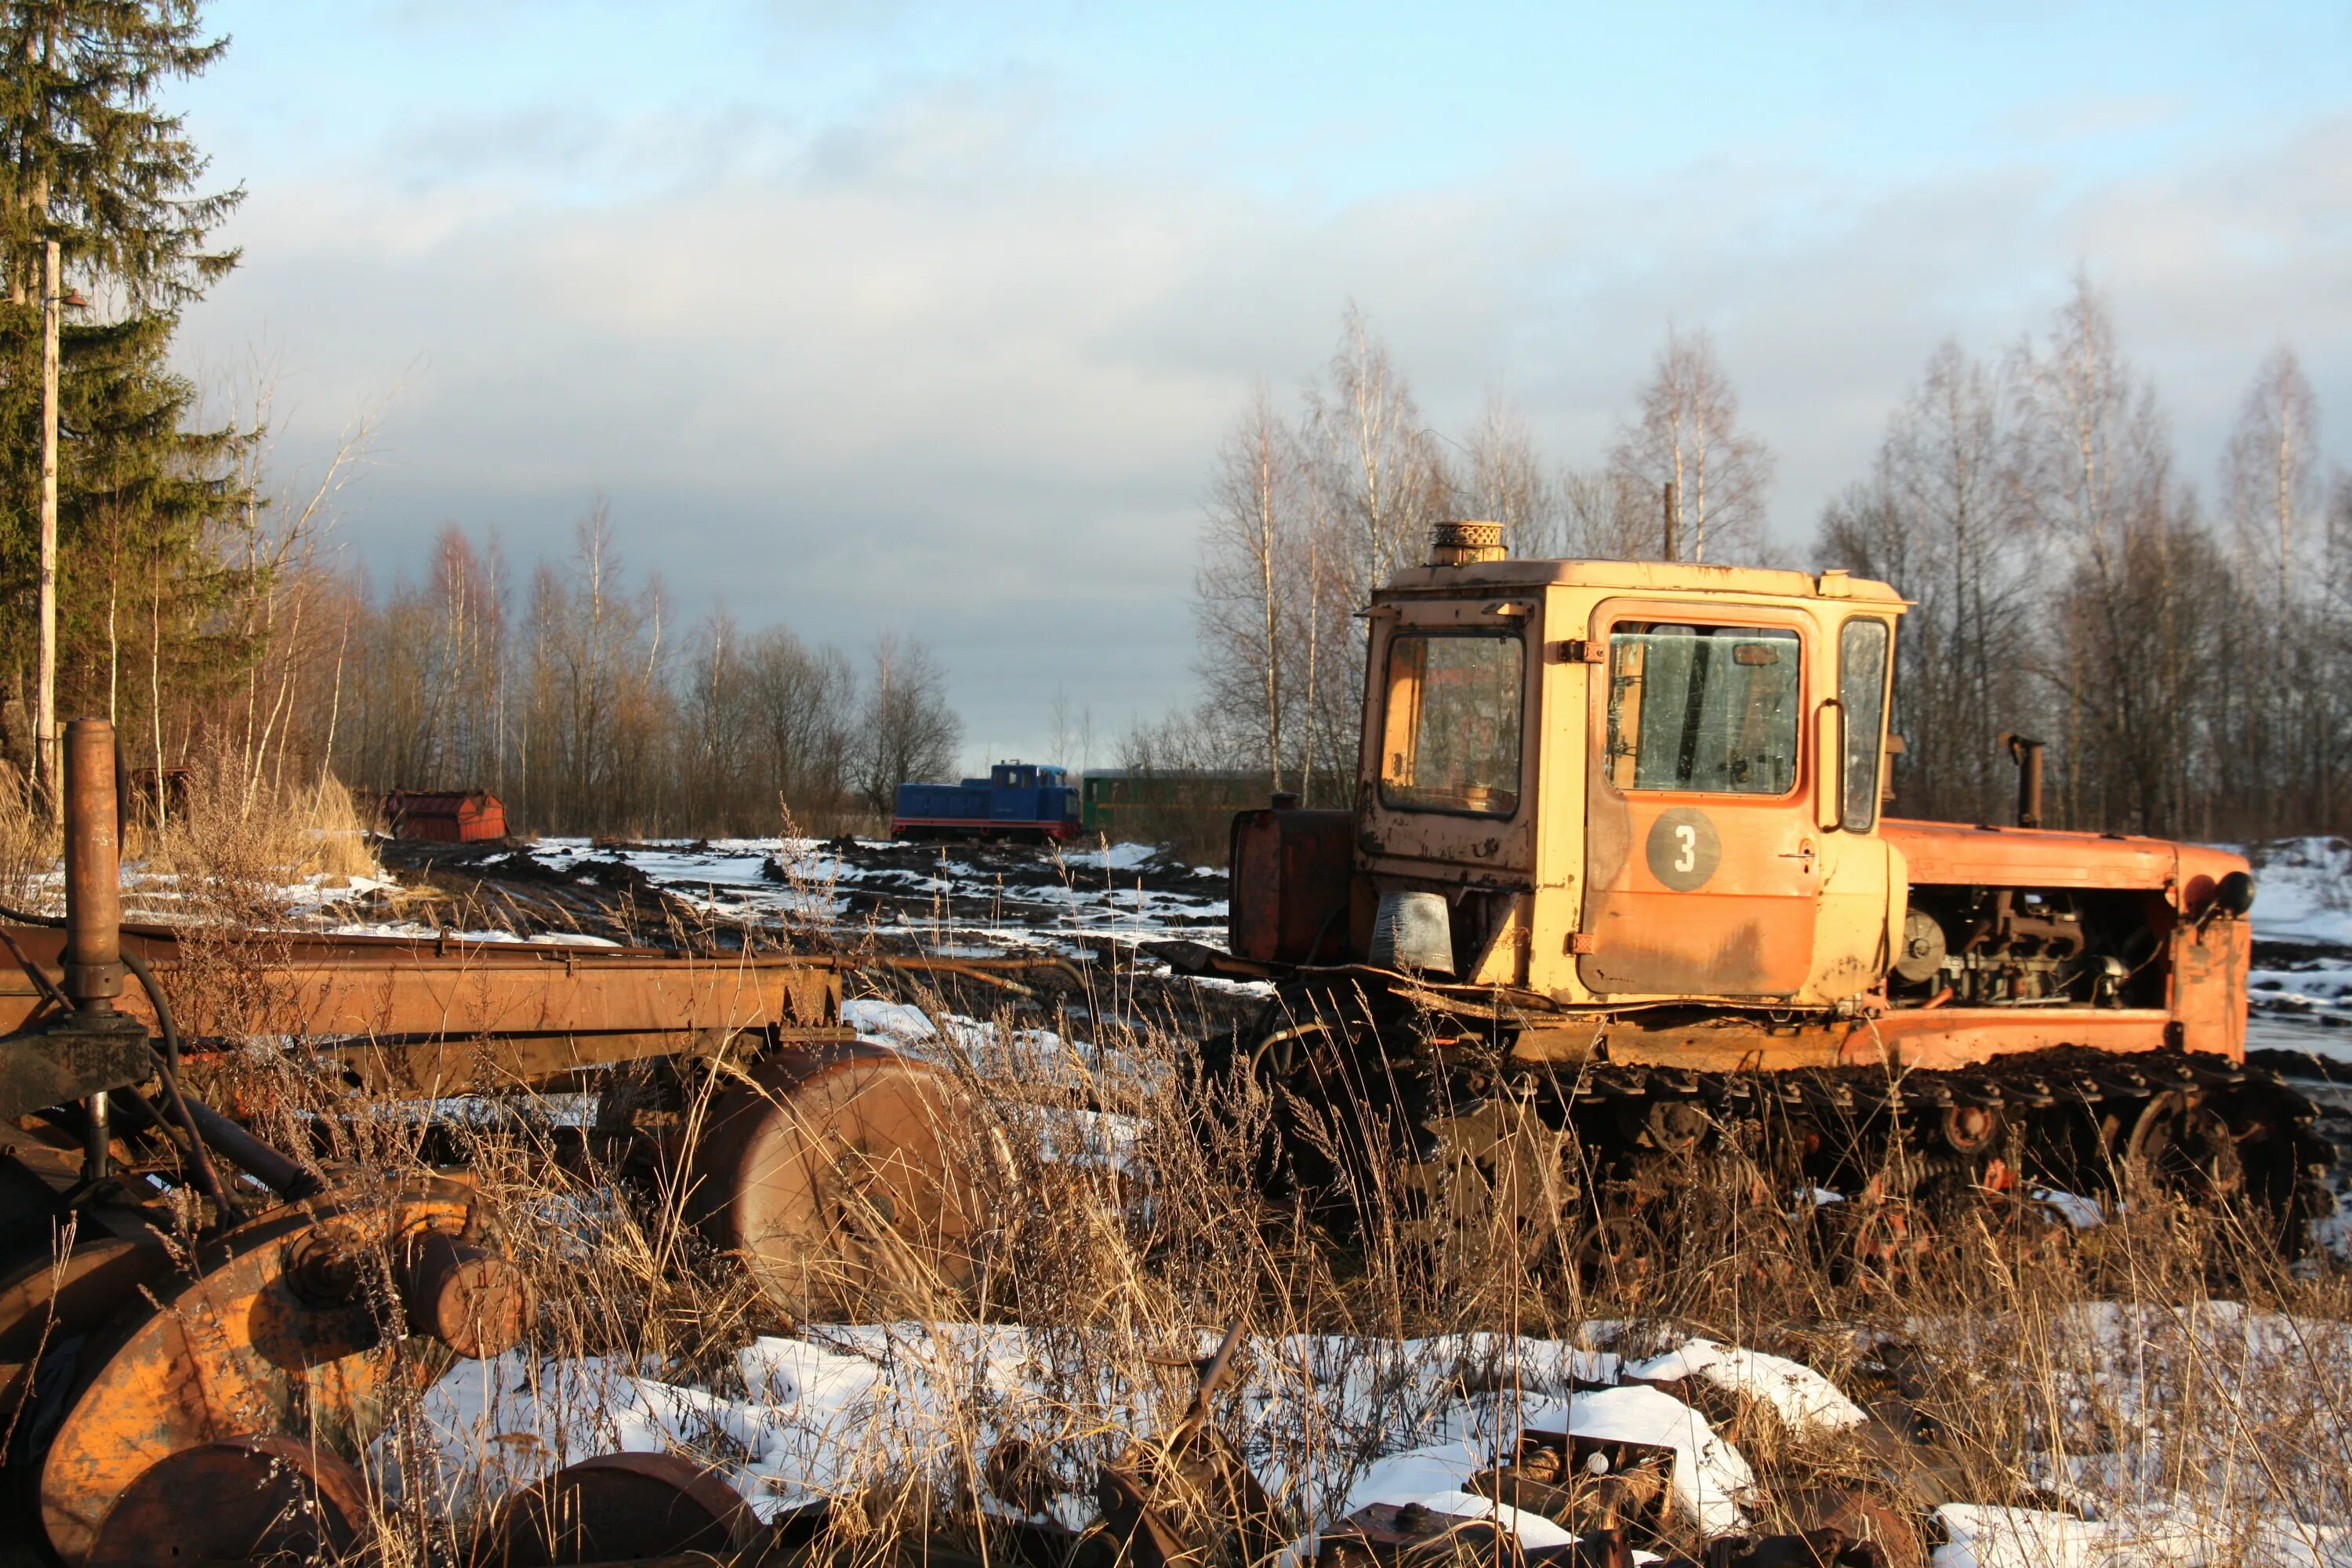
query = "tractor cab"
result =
(1232, 522, 1909, 1011)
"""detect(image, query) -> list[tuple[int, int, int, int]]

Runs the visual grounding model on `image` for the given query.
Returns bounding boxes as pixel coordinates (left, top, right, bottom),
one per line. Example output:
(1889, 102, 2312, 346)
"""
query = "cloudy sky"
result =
(173, 1, 2352, 767)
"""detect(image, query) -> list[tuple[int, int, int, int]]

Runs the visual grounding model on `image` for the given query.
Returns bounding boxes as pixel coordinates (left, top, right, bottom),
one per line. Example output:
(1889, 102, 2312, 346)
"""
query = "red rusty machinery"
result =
(0, 718, 1047, 1564)
(381, 786, 508, 842)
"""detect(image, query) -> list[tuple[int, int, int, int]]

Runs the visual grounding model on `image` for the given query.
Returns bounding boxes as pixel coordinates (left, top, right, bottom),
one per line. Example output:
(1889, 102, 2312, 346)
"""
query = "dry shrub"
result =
(0, 785, 56, 914)
(136, 747, 382, 924)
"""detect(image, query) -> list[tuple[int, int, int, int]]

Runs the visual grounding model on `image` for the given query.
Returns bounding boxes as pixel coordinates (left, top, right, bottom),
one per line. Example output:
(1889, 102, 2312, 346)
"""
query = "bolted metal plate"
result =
(482, 1450, 760, 1566)
(685, 1042, 987, 1319)
(85, 1435, 371, 1568)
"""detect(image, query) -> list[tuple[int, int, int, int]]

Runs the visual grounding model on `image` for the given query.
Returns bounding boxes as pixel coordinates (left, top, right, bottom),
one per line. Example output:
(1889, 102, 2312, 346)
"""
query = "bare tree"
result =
(1555, 466, 1661, 560)
(858, 633, 962, 815)
(1609, 324, 1775, 563)
(745, 625, 855, 825)
(2223, 348, 2320, 625)
(1195, 382, 1300, 790)
(2008, 274, 2215, 834)
(1306, 303, 1447, 594)
(1835, 340, 2034, 821)
(1461, 391, 1554, 552)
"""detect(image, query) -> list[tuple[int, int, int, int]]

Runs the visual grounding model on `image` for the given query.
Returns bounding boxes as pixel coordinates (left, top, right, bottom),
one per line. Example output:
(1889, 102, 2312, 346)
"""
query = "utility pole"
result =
(37, 235, 60, 821)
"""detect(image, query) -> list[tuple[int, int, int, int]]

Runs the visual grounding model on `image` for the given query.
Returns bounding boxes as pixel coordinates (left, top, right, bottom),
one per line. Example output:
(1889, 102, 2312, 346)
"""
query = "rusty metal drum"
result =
(684, 1042, 987, 1319)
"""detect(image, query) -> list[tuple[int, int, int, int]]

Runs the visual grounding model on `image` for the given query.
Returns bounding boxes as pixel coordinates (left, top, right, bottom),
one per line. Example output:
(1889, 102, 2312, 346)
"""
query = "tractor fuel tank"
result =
(1229, 808, 1356, 964)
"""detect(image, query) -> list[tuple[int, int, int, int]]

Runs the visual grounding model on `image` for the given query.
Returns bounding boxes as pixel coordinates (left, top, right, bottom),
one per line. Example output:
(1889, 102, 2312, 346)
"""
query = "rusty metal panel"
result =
(1229, 808, 1353, 963)
(327, 1025, 858, 1095)
(2168, 916, 2249, 1060)
(0, 927, 843, 1047)
(1857, 1007, 2176, 1070)
(381, 789, 506, 842)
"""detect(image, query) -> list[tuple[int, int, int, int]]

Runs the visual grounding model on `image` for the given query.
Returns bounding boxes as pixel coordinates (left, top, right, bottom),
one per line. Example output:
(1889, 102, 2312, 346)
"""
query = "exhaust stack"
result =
(1428, 521, 1505, 568)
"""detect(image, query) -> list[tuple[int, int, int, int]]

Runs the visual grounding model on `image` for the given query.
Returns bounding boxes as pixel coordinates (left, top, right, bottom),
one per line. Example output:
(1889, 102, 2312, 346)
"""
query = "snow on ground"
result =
(390, 1314, 2352, 1563)
(391, 1327, 1636, 1535)
(318, 921, 622, 946)
(530, 835, 1228, 949)
(2245, 838, 2352, 949)
(1621, 1338, 1868, 1439)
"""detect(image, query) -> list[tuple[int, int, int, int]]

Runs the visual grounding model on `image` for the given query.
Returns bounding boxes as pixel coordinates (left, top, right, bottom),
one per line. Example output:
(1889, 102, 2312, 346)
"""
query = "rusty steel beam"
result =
(0, 927, 842, 1042)
(325, 1025, 858, 1095)
(59, 721, 123, 1012)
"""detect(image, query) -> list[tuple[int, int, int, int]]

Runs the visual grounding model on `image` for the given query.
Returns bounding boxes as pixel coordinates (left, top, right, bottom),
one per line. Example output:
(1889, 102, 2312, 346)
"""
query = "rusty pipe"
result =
(61, 718, 123, 1012)
(180, 1097, 323, 1201)
(2002, 734, 2045, 830)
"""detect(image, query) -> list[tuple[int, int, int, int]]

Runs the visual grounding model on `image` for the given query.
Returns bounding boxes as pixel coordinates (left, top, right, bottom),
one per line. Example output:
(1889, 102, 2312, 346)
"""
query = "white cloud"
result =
(176, 77, 2352, 759)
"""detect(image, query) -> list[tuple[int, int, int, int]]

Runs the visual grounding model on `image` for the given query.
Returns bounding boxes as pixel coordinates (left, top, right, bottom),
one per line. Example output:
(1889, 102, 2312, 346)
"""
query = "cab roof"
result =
(1378, 557, 1907, 607)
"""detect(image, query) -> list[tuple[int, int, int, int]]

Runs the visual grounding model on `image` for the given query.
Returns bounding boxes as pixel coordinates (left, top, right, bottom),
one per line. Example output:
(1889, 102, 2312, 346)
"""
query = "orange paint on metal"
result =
(37, 1185, 481, 1565)
(1576, 597, 1823, 999)
(1885, 818, 2183, 892)
(1229, 808, 1354, 963)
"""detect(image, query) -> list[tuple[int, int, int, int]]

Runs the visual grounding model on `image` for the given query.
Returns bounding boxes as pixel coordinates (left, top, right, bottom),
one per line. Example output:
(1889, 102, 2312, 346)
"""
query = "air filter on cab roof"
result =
(1428, 520, 1506, 567)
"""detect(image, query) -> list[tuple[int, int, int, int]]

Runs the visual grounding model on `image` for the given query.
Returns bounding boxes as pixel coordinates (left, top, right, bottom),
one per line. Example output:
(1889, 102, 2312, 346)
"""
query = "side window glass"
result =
(1838, 619, 1890, 833)
(1604, 624, 1801, 795)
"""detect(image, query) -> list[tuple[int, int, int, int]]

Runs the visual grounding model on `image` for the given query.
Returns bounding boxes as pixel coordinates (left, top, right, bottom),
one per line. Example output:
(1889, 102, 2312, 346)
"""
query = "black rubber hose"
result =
(120, 943, 245, 1219)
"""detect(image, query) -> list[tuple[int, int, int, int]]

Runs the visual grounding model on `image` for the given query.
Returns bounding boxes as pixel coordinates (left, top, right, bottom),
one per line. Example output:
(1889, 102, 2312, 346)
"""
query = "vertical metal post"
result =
(64, 720, 125, 1181)
(2002, 734, 2045, 829)
(63, 720, 124, 1013)
(1661, 481, 1679, 564)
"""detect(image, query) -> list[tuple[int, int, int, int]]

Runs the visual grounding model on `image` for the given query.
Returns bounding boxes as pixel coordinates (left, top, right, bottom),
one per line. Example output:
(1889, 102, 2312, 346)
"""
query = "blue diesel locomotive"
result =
(890, 761, 1080, 843)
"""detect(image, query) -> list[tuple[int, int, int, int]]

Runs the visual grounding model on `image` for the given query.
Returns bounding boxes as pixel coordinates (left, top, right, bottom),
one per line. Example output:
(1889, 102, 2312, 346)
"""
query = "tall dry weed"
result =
(115, 920, 2352, 1565)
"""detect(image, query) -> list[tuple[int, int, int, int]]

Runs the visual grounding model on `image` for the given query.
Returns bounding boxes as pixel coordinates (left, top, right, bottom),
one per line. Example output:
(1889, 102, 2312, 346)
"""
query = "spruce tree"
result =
(0, 1, 246, 777)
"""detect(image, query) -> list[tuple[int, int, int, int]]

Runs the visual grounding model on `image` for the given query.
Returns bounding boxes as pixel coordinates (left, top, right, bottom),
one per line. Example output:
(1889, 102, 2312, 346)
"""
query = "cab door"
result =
(1576, 601, 1822, 1000)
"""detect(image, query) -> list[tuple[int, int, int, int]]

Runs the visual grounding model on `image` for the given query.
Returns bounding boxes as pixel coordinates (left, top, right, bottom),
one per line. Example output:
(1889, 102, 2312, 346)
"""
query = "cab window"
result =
(1838, 618, 1890, 833)
(1379, 632, 1523, 817)
(1605, 623, 1800, 795)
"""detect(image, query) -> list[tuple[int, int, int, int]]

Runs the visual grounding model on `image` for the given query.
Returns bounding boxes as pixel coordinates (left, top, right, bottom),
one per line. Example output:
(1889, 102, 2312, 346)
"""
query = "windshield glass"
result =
(1379, 632, 1523, 817)
(1605, 623, 1801, 794)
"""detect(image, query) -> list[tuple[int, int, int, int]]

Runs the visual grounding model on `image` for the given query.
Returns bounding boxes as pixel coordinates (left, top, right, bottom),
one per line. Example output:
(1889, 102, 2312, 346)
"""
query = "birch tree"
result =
(1194, 382, 1299, 790)
(1609, 325, 1774, 564)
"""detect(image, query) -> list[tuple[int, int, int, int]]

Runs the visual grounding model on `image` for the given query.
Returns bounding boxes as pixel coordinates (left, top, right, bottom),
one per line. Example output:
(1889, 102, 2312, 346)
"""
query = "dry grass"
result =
(145, 949, 2352, 1568)
(28, 808, 2344, 1566)
(133, 750, 382, 923)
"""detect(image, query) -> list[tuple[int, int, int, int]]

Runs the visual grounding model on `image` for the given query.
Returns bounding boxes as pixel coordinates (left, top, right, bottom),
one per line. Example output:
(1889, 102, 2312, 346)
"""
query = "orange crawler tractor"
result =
(1163, 521, 2331, 1263)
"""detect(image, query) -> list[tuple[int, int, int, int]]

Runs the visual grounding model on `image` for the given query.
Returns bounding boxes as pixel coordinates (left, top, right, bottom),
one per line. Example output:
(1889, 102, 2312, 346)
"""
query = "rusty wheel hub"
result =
(29, 1184, 525, 1566)
(2124, 1091, 2246, 1203)
(1570, 1211, 1662, 1303)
